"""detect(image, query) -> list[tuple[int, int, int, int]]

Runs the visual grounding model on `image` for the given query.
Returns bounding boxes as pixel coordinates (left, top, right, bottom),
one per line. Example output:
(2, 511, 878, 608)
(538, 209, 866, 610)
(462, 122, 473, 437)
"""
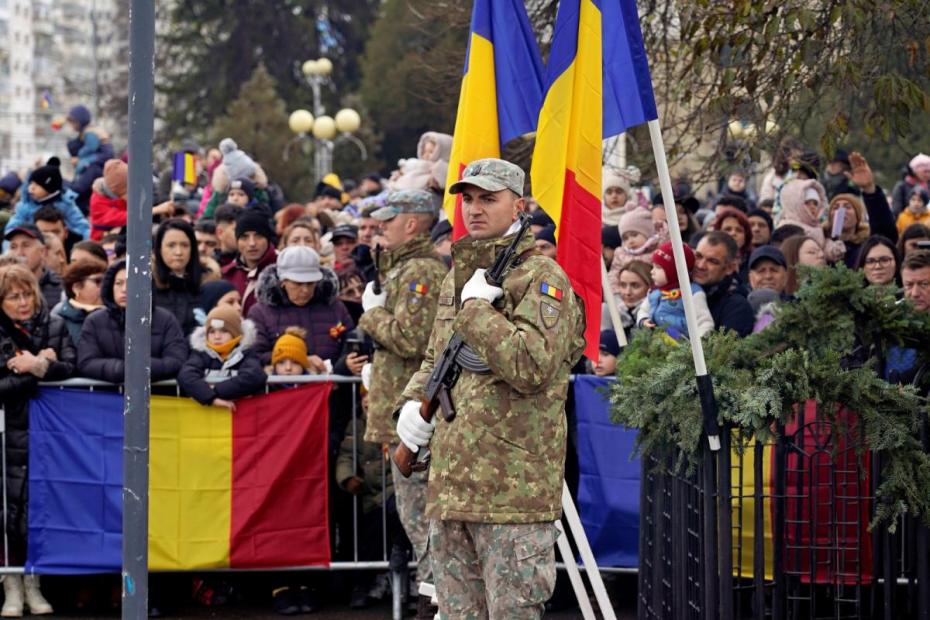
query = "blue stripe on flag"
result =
(601, 0, 659, 135)
(27, 388, 123, 574)
(573, 375, 640, 567)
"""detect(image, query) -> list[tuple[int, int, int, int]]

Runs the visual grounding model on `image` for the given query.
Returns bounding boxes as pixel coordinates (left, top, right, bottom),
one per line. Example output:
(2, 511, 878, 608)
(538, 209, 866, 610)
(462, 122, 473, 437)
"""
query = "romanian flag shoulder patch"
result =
(539, 282, 564, 301)
(409, 282, 429, 295)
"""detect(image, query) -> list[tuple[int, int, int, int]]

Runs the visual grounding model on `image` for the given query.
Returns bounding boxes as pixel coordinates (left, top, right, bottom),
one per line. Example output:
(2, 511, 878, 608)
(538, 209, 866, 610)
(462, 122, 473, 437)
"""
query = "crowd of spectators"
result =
(0, 105, 929, 615)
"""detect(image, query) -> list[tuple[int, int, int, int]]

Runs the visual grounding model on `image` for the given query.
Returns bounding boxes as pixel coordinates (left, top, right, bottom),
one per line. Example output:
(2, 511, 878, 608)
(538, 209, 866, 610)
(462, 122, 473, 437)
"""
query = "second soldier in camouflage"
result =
(358, 189, 448, 618)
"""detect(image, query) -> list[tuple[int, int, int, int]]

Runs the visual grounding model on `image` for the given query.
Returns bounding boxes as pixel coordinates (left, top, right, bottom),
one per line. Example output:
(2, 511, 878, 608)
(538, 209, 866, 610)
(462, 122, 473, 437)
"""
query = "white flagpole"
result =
(647, 119, 720, 451)
(555, 520, 597, 620)
(561, 482, 618, 620)
(601, 260, 628, 347)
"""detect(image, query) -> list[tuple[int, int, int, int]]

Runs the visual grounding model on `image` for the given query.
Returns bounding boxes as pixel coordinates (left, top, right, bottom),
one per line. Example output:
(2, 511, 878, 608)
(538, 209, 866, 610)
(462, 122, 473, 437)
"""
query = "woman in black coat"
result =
(153, 218, 204, 336)
(78, 259, 189, 383)
(0, 264, 75, 615)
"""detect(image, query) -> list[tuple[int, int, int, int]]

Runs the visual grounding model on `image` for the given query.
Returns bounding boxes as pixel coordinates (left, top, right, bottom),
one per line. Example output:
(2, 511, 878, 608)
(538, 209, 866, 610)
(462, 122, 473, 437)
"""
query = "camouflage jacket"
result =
(359, 235, 448, 444)
(402, 232, 586, 524)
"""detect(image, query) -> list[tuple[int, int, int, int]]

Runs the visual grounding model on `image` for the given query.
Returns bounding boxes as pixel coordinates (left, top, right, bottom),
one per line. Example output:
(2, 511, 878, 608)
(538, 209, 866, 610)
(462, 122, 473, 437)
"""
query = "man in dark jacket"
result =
(693, 231, 755, 337)
(5, 224, 62, 309)
(222, 210, 276, 316)
(77, 259, 189, 382)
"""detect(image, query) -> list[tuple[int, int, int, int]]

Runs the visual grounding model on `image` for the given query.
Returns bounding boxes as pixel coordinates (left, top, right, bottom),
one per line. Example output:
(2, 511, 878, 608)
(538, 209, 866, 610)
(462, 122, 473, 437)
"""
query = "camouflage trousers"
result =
(429, 520, 557, 620)
(390, 444, 433, 585)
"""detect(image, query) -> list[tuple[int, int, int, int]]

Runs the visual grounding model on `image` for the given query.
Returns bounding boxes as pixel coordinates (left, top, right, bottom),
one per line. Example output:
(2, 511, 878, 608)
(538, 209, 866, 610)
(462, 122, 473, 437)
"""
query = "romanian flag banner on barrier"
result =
(573, 376, 639, 567)
(531, 0, 658, 359)
(443, 0, 545, 239)
(26, 385, 331, 574)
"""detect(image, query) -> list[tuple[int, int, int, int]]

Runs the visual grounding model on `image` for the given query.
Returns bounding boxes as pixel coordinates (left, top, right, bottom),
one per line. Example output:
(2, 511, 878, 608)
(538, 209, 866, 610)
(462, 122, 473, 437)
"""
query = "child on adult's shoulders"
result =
(636, 241, 714, 340)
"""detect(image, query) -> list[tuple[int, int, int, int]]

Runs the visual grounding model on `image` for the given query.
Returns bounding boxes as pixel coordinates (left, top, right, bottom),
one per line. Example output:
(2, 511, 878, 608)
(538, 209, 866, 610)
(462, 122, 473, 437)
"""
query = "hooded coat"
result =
(177, 320, 267, 405)
(247, 264, 353, 368)
(7, 185, 89, 239)
(89, 177, 127, 240)
(0, 301, 75, 554)
(776, 179, 847, 263)
(77, 261, 189, 383)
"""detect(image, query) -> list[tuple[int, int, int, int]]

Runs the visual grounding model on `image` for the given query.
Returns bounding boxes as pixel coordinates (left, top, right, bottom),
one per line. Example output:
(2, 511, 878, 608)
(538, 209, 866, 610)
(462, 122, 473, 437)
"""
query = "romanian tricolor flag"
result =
(443, 0, 545, 239)
(531, 0, 658, 359)
(26, 385, 331, 573)
(172, 151, 197, 186)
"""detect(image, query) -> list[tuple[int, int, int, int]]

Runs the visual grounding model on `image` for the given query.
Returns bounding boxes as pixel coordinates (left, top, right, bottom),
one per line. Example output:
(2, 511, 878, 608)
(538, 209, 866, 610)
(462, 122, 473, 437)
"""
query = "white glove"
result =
(396, 400, 435, 452)
(362, 280, 387, 311)
(361, 362, 372, 391)
(461, 268, 503, 304)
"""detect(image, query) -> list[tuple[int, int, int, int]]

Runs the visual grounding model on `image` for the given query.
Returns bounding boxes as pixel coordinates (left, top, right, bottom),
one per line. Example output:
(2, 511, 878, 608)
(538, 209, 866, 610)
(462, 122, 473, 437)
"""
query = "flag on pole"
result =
(531, 0, 658, 358)
(443, 0, 545, 239)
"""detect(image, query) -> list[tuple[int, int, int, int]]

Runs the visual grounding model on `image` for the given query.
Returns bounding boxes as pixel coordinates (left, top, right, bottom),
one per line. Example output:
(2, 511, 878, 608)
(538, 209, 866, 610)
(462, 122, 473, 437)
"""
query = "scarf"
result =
(207, 336, 241, 361)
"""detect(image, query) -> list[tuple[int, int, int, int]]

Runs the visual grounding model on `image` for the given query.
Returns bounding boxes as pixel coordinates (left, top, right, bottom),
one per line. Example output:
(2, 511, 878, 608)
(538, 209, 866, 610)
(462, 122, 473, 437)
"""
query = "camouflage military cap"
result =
(371, 189, 436, 221)
(448, 158, 524, 197)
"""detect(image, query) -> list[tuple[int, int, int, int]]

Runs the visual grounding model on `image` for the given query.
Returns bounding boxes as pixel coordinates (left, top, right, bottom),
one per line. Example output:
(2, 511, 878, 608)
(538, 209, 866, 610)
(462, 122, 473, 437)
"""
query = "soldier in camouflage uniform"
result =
(358, 189, 448, 617)
(397, 159, 587, 619)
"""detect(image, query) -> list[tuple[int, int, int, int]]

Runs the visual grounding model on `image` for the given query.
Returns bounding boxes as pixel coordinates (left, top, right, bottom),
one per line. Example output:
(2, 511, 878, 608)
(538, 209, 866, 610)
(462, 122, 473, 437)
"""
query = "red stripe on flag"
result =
(452, 163, 469, 240)
(557, 170, 602, 360)
(230, 384, 332, 568)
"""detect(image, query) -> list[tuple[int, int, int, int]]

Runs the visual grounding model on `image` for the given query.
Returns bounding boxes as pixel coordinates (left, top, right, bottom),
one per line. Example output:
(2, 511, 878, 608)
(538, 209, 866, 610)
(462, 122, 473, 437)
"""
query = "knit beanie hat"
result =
(103, 159, 128, 200)
(219, 138, 257, 182)
(205, 304, 242, 339)
(0, 172, 20, 196)
(619, 207, 655, 241)
(603, 170, 632, 198)
(652, 241, 695, 290)
(30, 157, 63, 196)
(229, 177, 256, 201)
(272, 326, 311, 370)
(909, 153, 930, 175)
(235, 209, 274, 241)
(534, 225, 556, 247)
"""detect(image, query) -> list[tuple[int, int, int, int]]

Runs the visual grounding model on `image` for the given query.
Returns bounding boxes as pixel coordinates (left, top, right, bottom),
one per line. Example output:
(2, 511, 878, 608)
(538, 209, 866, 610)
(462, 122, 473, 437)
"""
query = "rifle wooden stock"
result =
(392, 400, 436, 478)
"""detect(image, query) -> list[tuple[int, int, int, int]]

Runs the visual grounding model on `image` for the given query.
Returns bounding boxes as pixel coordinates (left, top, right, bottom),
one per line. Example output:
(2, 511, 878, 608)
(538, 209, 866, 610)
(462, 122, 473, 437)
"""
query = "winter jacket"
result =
(247, 265, 354, 367)
(39, 267, 63, 310)
(200, 163, 271, 219)
(7, 187, 89, 239)
(335, 415, 393, 514)
(53, 298, 102, 345)
(776, 179, 846, 263)
(607, 238, 660, 293)
(0, 304, 75, 551)
(77, 261, 189, 383)
(702, 274, 755, 337)
(222, 245, 277, 317)
(89, 178, 127, 240)
(153, 272, 202, 337)
(638, 283, 715, 339)
(177, 321, 266, 405)
(897, 209, 930, 237)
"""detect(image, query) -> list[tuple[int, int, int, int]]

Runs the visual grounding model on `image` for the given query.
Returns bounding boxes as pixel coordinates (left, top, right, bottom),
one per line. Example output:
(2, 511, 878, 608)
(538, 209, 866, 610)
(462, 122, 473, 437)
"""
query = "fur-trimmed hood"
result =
(254, 262, 340, 308)
(188, 318, 258, 353)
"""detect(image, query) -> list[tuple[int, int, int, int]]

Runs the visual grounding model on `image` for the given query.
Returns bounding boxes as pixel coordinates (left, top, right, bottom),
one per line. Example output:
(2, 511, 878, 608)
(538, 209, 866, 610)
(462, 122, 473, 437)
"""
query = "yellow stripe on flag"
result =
(531, 0, 603, 242)
(732, 440, 774, 580)
(443, 32, 501, 223)
(149, 396, 232, 570)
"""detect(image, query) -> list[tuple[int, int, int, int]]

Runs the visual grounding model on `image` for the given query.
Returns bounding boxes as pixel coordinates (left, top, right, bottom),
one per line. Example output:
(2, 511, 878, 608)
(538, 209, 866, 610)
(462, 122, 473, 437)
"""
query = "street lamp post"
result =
(288, 58, 366, 185)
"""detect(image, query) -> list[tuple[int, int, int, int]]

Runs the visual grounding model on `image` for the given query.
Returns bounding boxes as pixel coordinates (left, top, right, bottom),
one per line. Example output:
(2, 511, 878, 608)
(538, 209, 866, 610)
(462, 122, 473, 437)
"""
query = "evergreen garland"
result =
(611, 265, 930, 530)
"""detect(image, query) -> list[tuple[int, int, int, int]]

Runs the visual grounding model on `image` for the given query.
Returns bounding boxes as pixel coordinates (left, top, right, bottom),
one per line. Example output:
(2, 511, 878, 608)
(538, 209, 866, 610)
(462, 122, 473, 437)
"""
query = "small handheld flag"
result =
(172, 152, 197, 186)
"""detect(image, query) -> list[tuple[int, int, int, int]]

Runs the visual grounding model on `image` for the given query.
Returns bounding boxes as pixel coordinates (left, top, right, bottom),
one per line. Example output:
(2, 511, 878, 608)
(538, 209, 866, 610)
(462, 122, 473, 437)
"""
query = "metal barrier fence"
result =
(3, 375, 630, 618)
(638, 403, 930, 620)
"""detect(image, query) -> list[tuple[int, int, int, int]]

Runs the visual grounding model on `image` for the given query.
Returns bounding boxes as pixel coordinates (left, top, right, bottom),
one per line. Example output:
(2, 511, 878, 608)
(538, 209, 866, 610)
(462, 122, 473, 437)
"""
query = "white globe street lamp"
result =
(311, 115, 337, 140)
(288, 109, 314, 134)
(334, 108, 361, 134)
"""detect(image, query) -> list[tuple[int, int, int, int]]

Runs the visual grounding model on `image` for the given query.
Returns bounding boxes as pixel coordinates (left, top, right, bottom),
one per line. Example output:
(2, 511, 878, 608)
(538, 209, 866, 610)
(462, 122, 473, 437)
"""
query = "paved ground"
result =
(45, 573, 638, 619)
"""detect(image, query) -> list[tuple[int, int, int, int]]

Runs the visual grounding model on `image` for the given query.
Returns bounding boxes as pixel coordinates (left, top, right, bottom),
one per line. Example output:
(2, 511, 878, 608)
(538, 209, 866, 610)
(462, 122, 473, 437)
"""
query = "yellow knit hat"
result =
(271, 326, 311, 370)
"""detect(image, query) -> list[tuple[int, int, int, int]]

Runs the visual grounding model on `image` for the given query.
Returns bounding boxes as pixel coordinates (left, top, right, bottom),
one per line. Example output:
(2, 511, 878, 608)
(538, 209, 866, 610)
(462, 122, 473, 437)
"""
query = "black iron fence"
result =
(638, 402, 930, 620)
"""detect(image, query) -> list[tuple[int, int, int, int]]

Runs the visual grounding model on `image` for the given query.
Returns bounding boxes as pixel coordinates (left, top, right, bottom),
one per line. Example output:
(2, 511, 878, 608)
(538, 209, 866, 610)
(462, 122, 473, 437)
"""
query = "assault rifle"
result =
(393, 213, 532, 477)
(372, 244, 382, 295)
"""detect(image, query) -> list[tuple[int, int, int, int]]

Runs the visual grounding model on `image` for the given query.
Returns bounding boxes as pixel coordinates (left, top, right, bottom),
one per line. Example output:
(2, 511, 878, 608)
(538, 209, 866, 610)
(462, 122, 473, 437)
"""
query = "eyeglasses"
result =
(864, 256, 894, 267)
(3, 291, 35, 303)
(85, 276, 105, 284)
